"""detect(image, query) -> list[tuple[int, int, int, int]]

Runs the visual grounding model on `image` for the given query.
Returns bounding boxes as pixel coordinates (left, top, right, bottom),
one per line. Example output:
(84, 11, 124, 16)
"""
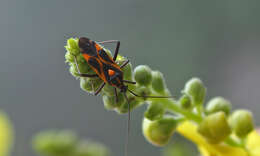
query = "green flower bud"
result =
(206, 97, 231, 115)
(229, 109, 254, 138)
(74, 140, 110, 156)
(142, 117, 177, 146)
(198, 112, 231, 144)
(151, 71, 166, 94)
(116, 96, 142, 114)
(134, 86, 151, 99)
(179, 94, 192, 110)
(68, 38, 78, 49)
(69, 65, 79, 77)
(80, 78, 103, 93)
(66, 38, 80, 56)
(102, 84, 116, 96)
(103, 93, 125, 110)
(65, 52, 74, 63)
(32, 130, 77, 156)
(122, 63, 133, 81)
(184, 78, 206, 106)
(69, 62, 92, 78)
(134, 65, 152, 86)
(115, 54, 133, 81)
(144, 102, 165, 120)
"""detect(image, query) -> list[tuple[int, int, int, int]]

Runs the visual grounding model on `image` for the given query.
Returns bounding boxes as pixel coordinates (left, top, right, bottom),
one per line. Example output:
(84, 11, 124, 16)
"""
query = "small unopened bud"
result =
(179, 94, 192, 110)
(66, 38, 80, 56)
(122, 63, 133, 81)
(80, 78, 103, 93)
(184, 78, 206, 106)
(198, 112, 231, 144)
(144, 102, 165, 120)
(69, 62, 92, 78)
(65, 52, 74, 63)
(116, 96, 142, 114)
(69, 65, 78, 77)
(115, 55, 133, 81)
(151, 71, 166, 94)
(134, 86, 151, 99)
(103, 93, 125, 110)
(229, 109, 254, 138)
(102, 85, 116, 96)
(134, 65, 152, 86)
(206, 97, 231, 115)
(142, 117, 177, 146)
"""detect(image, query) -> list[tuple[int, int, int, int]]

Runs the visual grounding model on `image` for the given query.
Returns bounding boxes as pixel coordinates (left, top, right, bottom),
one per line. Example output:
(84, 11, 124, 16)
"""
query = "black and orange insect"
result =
(74, 37, 172, 156)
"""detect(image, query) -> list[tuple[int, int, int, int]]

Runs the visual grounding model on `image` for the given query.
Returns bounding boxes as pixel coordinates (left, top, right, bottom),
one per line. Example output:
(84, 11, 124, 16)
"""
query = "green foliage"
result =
(32, 130, 110, 156)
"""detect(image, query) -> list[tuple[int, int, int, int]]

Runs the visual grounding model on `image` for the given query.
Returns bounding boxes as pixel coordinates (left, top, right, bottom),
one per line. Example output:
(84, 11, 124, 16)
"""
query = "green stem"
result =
(152, 98, 203, 123)
(224, 136, 244, 148)
(224, 135, 251, 154)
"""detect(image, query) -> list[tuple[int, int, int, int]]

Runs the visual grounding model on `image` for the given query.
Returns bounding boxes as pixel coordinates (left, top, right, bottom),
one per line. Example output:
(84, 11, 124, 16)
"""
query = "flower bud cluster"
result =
(183, 78, 254, 144)
(65, 38, 255, 148)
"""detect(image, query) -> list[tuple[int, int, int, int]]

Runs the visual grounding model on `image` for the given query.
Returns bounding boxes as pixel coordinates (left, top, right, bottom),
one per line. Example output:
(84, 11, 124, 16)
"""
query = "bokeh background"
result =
(1, 0, 260, 156)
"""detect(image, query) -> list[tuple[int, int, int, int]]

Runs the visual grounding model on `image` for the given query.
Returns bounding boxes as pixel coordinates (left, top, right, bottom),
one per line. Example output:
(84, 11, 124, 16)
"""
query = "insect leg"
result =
(97, 40, 119, 44)
(73, 56, 98, 77)
(113, 41, 120, 61)
(114, 88, 119, 103)
(122, 80, 136, 84)
(94, 82, 106, 96)
(120, 60, 130, 68)
(127, 89, 173, 98)
(97, 40, 120, 61)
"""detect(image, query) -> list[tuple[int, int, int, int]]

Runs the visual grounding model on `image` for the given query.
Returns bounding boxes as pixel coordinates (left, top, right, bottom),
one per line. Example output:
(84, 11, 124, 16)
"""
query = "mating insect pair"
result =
(74, 37, 172, 156)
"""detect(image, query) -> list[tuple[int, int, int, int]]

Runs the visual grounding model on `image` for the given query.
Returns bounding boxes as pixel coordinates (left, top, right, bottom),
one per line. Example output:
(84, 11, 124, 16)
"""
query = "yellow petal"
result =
(177, 121, 249, 156)
(0, 111, 13, 156)
(246, 130, 260, 156)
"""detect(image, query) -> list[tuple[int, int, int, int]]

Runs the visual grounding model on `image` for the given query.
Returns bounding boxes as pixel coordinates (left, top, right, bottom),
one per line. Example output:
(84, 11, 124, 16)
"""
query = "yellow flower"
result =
(0, 111, 13, 156)
(177, 121, 260, 156)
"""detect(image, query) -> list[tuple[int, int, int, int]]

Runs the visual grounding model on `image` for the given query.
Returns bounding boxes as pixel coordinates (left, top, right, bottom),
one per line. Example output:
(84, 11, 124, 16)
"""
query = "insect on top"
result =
(78, 37, 128, 93)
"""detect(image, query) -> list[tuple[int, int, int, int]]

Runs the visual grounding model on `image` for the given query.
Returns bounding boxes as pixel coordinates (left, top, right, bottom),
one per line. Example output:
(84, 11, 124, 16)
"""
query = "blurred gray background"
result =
(1, 0, 260, 156)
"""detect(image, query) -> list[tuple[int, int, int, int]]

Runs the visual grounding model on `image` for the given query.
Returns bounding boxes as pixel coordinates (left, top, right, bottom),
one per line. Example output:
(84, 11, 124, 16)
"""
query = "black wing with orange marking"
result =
(78, 37, 123, 86)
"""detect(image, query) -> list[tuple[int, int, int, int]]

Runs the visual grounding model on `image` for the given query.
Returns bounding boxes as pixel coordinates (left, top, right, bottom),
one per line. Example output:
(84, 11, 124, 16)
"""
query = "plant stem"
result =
(152, 98, 203, 123)
(225, 136, 244, 148)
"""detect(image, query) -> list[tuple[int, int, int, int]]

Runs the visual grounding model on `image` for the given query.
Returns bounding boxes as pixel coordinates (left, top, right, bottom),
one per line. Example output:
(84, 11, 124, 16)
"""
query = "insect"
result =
(74, 37, 172, 156)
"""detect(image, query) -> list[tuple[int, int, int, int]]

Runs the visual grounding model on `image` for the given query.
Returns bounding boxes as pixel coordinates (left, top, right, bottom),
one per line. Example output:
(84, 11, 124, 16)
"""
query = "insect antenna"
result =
(123, 92, 131, 156)
(127, 89, 173, 98)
